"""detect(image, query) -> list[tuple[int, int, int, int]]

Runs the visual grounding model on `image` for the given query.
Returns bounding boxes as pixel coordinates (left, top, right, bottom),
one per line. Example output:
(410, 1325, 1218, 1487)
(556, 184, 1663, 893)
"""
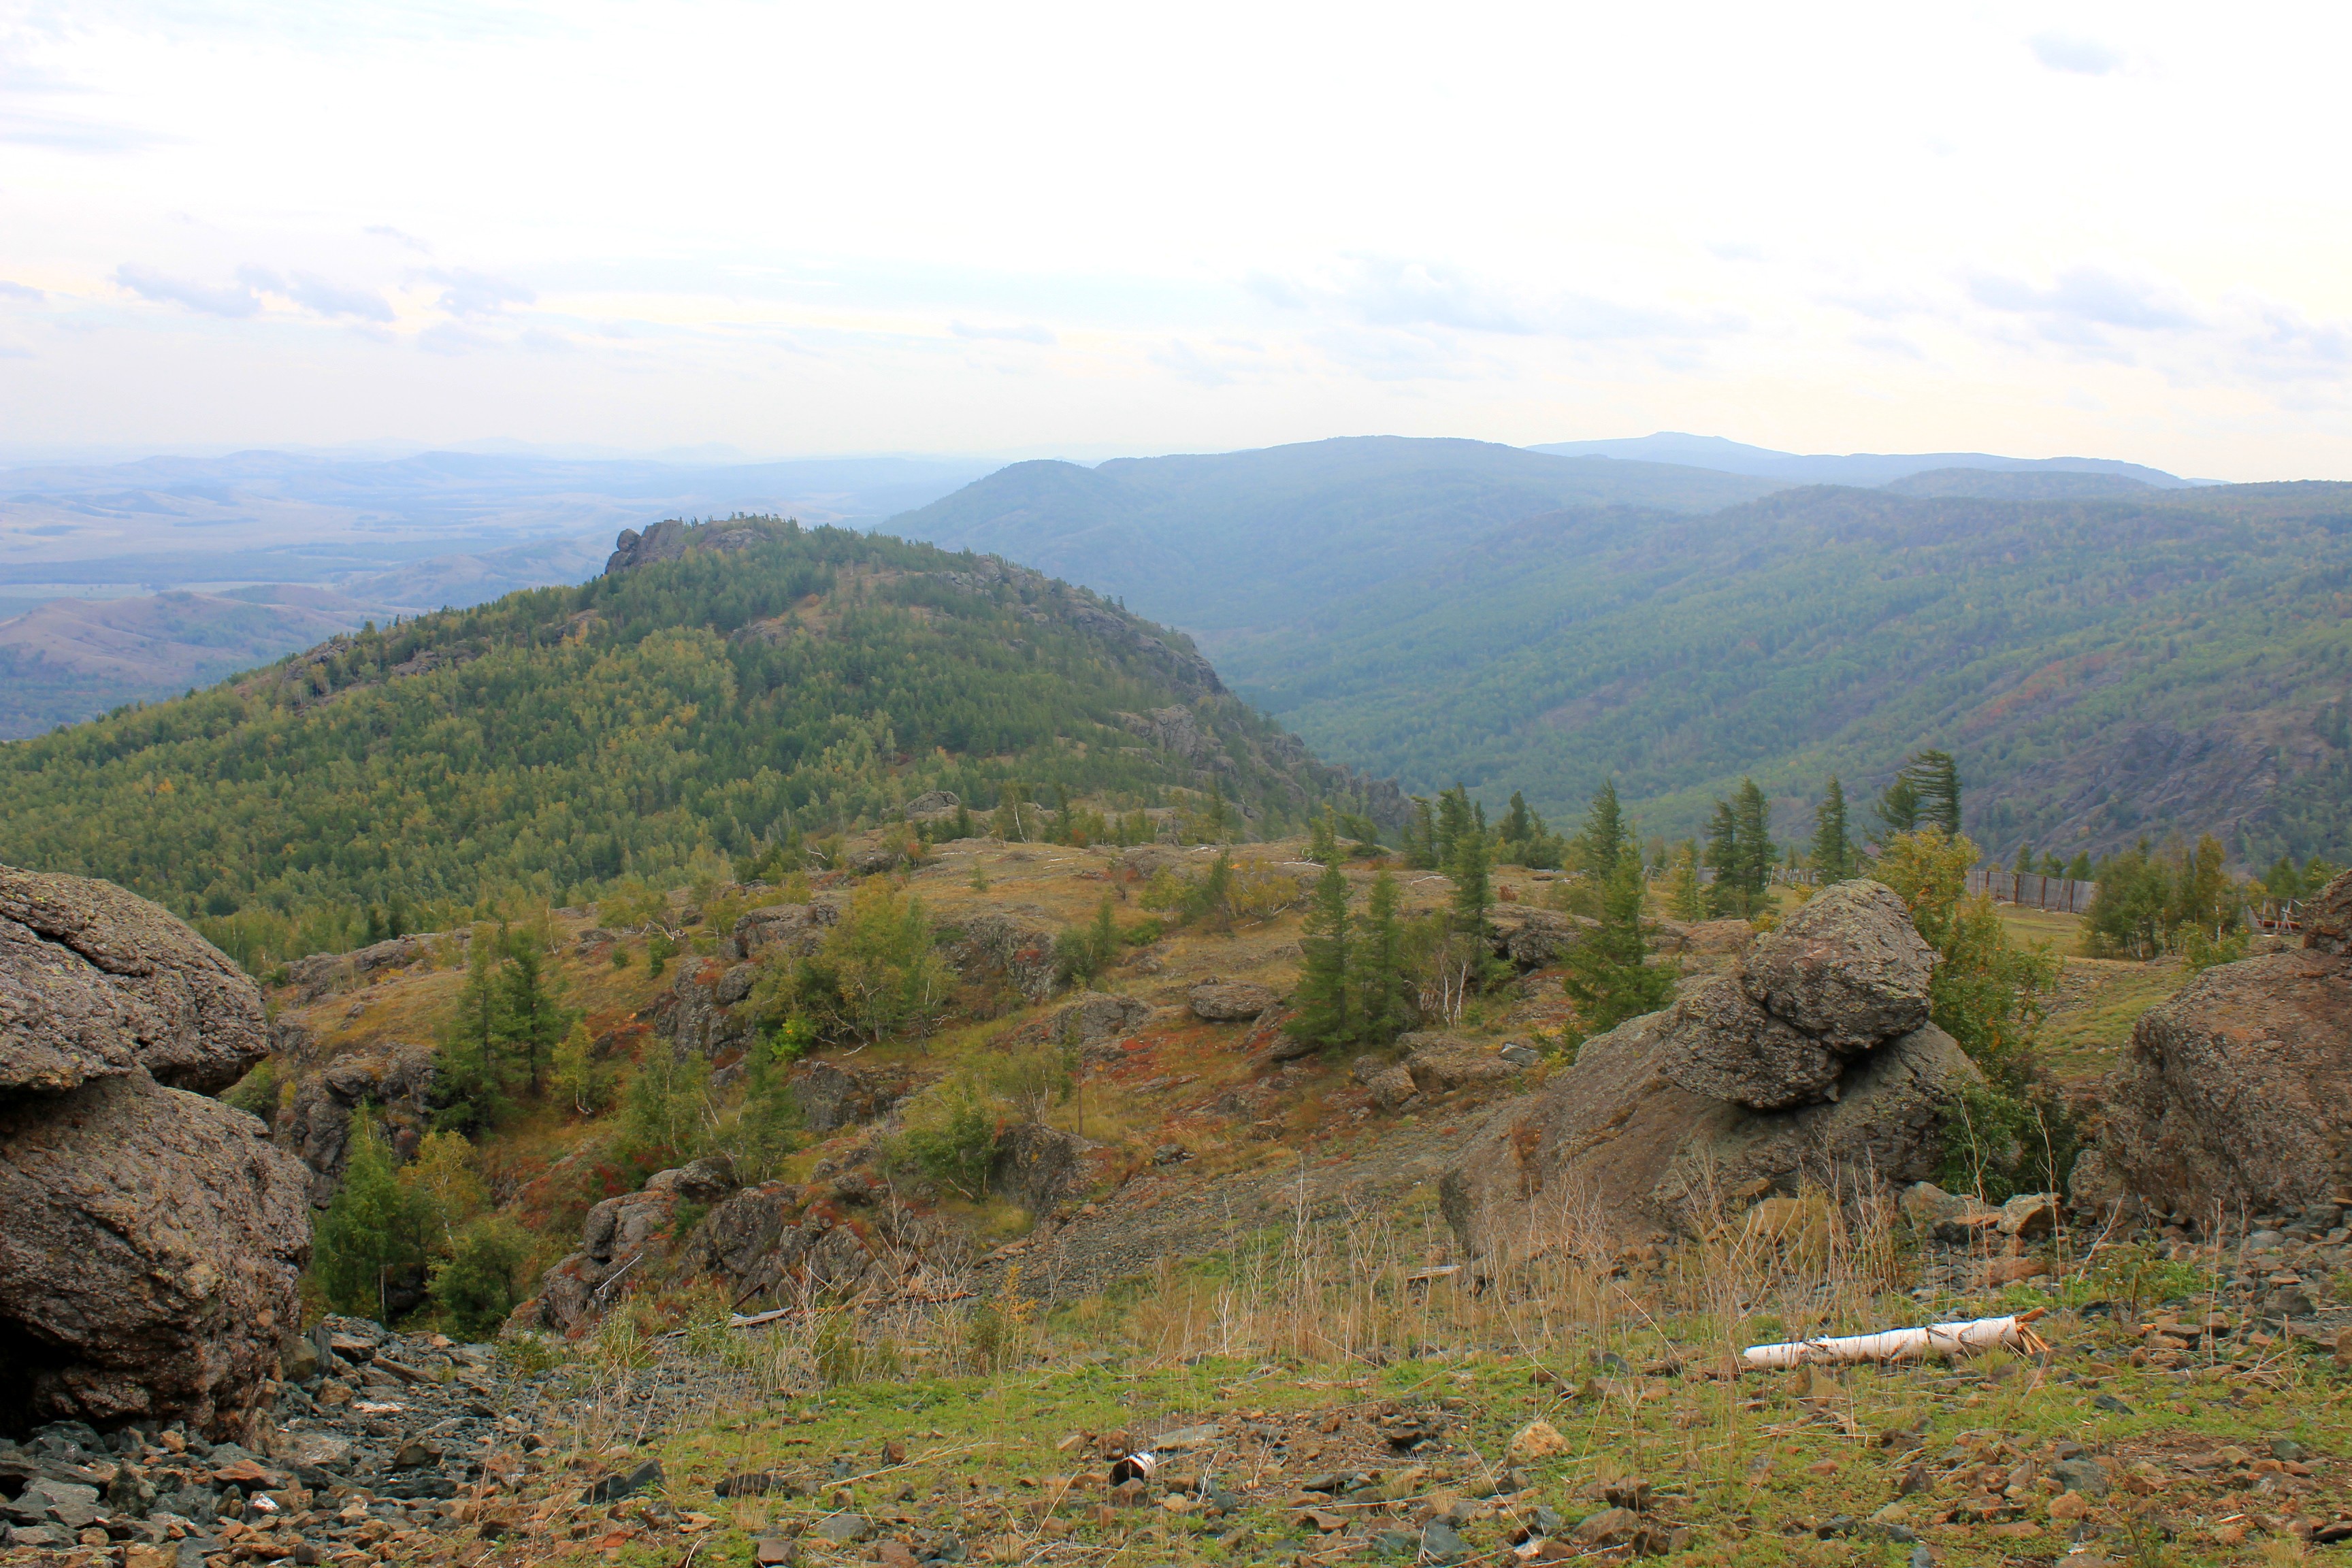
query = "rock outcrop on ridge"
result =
(0, 865, 311, 1441)
(2071, 868, 2352, 1222)
(1441, 879, 1971, 1256)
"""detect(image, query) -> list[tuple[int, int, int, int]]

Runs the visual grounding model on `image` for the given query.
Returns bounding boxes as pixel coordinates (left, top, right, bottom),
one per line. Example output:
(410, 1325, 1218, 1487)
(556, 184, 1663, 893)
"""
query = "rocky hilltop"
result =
(0, 866, 311, 1443)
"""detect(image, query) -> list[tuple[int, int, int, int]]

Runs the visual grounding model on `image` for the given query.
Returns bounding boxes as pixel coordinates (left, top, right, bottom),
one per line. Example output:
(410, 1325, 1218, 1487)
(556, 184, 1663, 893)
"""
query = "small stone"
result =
(1571, 1507, 1639, 1544)
(815, 1513, 872, 1544)
(1420, 1520, 1468, 1562)
(752, 1537, 795, 1566)
(580, 1459, 662, 1504)
(2049, 1492, 2090, 1520)
(2048, 1458, 2109, 1496)
(2091, 1394, 2134, 1414)
(875, 1541, 917, 1568)
(2270, 1438, 2308, 1463)
(1507, 1420, 1567, 1462)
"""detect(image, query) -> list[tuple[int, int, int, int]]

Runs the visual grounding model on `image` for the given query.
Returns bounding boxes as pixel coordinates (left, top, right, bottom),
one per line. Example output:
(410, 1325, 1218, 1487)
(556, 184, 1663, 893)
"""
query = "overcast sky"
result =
(3, 1, 2349, 476)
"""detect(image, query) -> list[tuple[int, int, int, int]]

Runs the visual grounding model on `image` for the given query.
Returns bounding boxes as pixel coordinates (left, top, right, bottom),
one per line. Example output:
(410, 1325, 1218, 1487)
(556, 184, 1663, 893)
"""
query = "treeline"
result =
(0, 521, 1366, 970)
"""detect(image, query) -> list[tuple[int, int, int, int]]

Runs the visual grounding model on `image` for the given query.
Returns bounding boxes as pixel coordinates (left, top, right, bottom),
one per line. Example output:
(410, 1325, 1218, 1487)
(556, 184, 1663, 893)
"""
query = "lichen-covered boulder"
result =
(0, 865, 269, 1094)
(1190, 981, 1277, 1022)
(0, 1071, 310, 1439)
(2072, 899, 2352, 1220)
(1654, 977, 1842, 1110)
(1741, 881, 1933, 1050)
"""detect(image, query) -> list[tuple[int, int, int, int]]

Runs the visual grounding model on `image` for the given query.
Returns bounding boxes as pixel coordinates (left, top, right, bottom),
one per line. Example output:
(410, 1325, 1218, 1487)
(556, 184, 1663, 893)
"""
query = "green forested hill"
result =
(890, 435, 1782, 632)
(0, 520, 1374, 940)
(1215, 483, 2352, 866)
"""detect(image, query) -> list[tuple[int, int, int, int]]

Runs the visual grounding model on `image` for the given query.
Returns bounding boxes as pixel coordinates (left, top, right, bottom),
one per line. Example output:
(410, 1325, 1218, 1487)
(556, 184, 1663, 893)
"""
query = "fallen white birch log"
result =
(1743, 1308, 2048, 1369)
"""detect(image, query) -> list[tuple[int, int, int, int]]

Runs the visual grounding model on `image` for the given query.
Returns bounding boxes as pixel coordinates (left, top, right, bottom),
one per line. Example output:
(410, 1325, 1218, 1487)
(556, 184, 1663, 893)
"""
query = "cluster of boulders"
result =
(1353, 1036, 1534, 1113)
(1441, 880, 1973, 1254)
(0, 866, 311, 1443)
(2072, 868, 2352, 1222)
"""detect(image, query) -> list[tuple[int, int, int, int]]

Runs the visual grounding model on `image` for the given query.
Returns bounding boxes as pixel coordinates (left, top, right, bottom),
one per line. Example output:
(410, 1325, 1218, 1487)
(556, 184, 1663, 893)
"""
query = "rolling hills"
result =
(889, 435, 1784, 632)
(1526, 431, 2200, 489)
(1216, 483, 2352, 864)
(0, 519, 1379, 941)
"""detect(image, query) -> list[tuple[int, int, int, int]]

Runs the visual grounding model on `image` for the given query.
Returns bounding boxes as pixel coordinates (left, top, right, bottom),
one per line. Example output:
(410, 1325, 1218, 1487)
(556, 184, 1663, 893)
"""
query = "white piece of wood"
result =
(1742, 1309, 2046, 1368)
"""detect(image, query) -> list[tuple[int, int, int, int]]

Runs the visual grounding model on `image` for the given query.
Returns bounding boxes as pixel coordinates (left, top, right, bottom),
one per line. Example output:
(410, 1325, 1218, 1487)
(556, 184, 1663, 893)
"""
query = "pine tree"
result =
(1307, 808, 1340, 866)
(1355, 870, 1409, 1043)
(1667, 840, 1708, 921)
(1578, 779, 1628, 884)
(1704, 800, 1743, 916)
(1404, 798, 1439, 868)
(1501, 791, 1534, 849)
(1561, 860, 1679, 1041)
(495, 927, 575, 1098)
(1873, 772, 1921, 844)
(1915, 750, 1962, 834)
(1734, 779, 1775, 908)
(1450, 825, 1494, 940)
(310, 1108, 433, 1318)
(1434, 785, 1474, 870)
(1810, 777, 1855, 881)
(1285, 861, 1356, 1052)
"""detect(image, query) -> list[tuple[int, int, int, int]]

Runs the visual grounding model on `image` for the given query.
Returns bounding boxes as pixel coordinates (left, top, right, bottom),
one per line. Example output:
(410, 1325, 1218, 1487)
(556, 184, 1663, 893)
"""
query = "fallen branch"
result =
(1742, 1309, 2048, 1369)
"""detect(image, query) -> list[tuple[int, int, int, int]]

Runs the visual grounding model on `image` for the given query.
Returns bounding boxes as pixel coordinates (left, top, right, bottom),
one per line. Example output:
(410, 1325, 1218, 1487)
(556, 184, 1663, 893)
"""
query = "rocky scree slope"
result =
(0, 865, 310, 1443)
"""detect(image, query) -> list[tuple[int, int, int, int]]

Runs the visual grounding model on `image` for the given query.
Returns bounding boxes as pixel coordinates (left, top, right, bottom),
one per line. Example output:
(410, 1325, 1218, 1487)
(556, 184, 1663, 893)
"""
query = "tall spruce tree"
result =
(1285, 861, 1356, 1052)
(1810, 777, 1856, 881)
(1578, 779, 1629, 883)
(1667, 839, 1708, 921)
(1356, 870, 1409, 1043)
(1733, 779, 1775, 906)
(1560, 860, 1679, 1041)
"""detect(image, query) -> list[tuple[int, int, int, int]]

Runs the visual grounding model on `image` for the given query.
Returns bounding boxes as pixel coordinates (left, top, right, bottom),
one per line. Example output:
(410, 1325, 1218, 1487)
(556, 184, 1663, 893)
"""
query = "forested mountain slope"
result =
(1215, 483, 2352, 866)
(1526, 431, 2198, 489)
(889, 435, 1782, 632)
(0, 519, 1379, 936)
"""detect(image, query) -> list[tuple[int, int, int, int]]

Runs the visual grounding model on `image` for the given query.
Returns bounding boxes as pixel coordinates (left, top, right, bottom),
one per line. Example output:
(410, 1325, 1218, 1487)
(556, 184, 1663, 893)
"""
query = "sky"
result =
(4, 1, 2351, 476)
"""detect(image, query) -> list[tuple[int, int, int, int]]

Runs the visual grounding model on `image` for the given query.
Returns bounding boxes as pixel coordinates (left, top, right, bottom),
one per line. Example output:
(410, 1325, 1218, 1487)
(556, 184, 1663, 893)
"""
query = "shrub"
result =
(428, 1215, 538, 1340)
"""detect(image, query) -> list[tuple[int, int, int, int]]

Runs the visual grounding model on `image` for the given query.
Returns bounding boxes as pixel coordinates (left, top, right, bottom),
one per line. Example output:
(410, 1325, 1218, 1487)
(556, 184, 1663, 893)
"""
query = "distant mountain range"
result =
(884, 438, 2351, 867)
(1527, 431, 2205, 491)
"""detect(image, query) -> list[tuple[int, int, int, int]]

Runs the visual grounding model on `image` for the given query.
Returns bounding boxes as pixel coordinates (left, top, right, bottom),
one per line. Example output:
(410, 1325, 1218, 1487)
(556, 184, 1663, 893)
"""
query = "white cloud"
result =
(115, 264, 260, 317)
(2029, 32, 2125, 76)
(951, 321, 1056, 345)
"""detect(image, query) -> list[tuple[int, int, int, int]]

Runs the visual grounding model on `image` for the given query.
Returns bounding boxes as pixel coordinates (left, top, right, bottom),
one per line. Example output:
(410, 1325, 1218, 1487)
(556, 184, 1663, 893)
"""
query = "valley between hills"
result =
(1, 514, 2348, 1568)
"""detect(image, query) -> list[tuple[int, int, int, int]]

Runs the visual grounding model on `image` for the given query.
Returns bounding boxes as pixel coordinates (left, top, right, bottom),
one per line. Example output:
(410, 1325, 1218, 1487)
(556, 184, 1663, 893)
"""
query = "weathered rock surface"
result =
(729, 900, 838, 961)
(1740, 881, 1933, 1049)
(280, 929, 462, 1002)
(791, 1060, 904, 1133)
(1396, 1034, 1524, 1096)
(604, 517, 769, 576)
(948, 913, 1060, 1002)
(1486, 906, 1592, 970)
(991, 1121, 1105, 1213)
(1654, 976, 1840, 1109)
(1, 864, 270, 1094)
(0, 1071, 310, 1438)
(531, 1156, 741, 1332)
(274, 1041, 438, 1206)
(2071, 879, 2352, 1218)
(1655, 879, 1931, 1109)
(0, 868, 310, 1441)
(1442, 1012, 1977, 1252)
(1051, 991, 1150, 1047)
(1190, 981, 1277, 1022)
(2306, 866, 2352, 956)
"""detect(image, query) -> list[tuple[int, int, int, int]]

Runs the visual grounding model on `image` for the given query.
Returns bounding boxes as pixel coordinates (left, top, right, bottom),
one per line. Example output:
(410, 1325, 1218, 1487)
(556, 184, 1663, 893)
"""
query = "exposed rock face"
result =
(2071, 875, 2352, 1220)
(275, 1043, 438, 1207)
(604, 518, 769, 576)
(670, 958, 760, 1056)
(0, 869, 310, 1441)
(729, 900, 837, 960)
(1441, 879, 1969, 1253)
(529, 1154, 957, 1331)
(0, 1073, 310, 1439)
(990, 1121, 1102, 1213)
(1656, 879, 1931, 1109)
(1051, 991, 1150, 1047)
(791, 1060, 903, 1134)
(1, 864, 270, 1094)
(903, 790, 960, 819)
(1190, 981, 1277, 1022)
(1487, 906, 1592, 970)
(280, 930, 462, 1002)
(1399, 1034, 1524, 1096)
(949, 913, 1060, 1003)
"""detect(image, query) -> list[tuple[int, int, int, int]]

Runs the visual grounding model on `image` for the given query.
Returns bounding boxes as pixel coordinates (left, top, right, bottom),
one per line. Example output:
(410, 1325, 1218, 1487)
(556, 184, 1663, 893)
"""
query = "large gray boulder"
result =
(1654, 977, 1841, 1110)
(0, 864, 270, 1094)
(0, 1071, 310, 1439)
(2072, 874, 2352, 1220)
(1741, 880, 1933, 1049)
(1052, 991, 1150, 1046)
(0, 868, 310, 1440)
(1656, 879, 1931, 1109)
(1190, 981, 1277, 1022)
